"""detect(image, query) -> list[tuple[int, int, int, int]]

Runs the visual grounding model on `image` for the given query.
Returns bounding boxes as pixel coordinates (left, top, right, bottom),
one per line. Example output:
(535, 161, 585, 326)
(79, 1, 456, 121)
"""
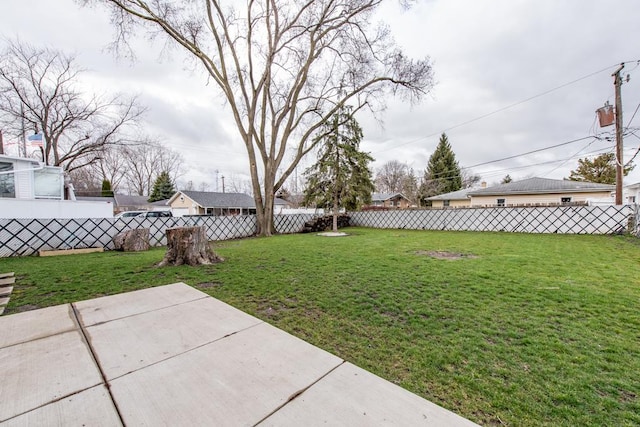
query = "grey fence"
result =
(1, 206, 637, 257)
(0, 214, 318, 257)
(351, 205, 635, 234)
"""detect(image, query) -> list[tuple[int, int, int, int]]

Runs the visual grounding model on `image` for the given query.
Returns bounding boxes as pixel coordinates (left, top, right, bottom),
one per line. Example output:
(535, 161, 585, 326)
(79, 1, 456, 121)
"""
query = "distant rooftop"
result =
(468, 177, 615, 196)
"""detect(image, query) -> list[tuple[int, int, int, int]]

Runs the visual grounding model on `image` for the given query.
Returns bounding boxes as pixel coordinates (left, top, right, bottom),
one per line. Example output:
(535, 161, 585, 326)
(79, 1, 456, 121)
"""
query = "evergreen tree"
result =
(101, 179, 114, 197)
(568, 153, 634, 184)
(501, 174, 513, 184)
(303, 107, 375, 231)
(148, 171, 175, 202)
(418, 133, 461, 205)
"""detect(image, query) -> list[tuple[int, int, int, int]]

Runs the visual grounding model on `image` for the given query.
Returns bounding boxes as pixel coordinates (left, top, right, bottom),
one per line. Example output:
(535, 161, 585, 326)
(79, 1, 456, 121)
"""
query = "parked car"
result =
(115, 210, 146, 218)
(136, 211, 173, 218)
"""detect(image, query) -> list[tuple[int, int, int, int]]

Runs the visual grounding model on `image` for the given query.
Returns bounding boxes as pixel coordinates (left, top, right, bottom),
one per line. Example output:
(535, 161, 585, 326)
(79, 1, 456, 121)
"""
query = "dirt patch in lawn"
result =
(196, 282, 223, 289)
(416, 250, 478, 260)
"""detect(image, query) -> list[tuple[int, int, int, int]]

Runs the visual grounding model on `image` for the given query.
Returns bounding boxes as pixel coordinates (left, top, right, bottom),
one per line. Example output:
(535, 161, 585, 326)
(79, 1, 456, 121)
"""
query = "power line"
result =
(374, 62, 633, 154)
(418, 136, 603, 183)
(464, 136, 593, 169)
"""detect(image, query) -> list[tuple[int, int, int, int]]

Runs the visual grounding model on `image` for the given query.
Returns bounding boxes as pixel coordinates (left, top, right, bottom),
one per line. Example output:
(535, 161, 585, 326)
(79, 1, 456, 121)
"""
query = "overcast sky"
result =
(2, 0, 640, 191)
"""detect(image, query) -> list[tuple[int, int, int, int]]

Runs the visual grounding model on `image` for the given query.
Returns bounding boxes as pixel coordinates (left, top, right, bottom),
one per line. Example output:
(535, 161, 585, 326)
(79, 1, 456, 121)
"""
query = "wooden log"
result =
(113, 228, 150, 252)
(38, 247, 104, 257)
(159, 226, 223, 267)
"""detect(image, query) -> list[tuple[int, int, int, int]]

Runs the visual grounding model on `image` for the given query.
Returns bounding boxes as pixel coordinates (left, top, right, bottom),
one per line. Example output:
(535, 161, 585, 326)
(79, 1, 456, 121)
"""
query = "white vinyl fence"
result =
(1, 206, 637, 257)
(0, 214, 318, 257)
(351, 205, 635, 234)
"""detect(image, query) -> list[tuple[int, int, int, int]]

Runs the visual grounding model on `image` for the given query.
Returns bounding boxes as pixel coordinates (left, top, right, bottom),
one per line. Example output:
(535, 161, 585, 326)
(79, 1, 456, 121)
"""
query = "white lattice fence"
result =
(350, 205, 633, 234)
(0, 214, 316, 257)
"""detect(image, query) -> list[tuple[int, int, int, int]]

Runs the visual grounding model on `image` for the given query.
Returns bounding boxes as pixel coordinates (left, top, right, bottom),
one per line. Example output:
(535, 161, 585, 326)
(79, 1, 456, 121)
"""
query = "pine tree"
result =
(101, 179, 114, 197)
(568, 153, 634, 184)
(148, 171, 175, 202)
(418, 133, 461, 205)
(303, 107, 375, 231)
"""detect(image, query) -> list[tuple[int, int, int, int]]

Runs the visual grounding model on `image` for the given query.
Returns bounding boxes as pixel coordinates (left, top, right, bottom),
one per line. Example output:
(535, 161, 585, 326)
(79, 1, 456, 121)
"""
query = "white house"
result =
(0, 154, 113, 218)
(624, 182, 640, 204)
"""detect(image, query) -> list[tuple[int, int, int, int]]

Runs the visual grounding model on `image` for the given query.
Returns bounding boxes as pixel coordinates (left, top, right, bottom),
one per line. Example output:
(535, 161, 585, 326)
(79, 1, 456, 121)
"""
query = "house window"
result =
(0, 162, 15, 198)
(34, 167, 63, 199)
(497, 198, 505, 207)
(561, 197, 571, 205)
(443, 200, 450, 207)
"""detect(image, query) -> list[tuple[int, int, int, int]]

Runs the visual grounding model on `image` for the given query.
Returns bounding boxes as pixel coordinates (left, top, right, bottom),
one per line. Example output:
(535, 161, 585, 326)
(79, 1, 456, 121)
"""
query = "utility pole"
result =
(221, 175, 225, 193)
(612, 63, 625, 205)
(20, 104, 27, 157)
(0, 130, 4, 155)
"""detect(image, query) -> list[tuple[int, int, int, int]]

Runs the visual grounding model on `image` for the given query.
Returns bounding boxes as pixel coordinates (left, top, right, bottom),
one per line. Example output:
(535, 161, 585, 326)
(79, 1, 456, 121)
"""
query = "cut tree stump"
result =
(159, 226, 223, 267)
(113, 228, 150, 252)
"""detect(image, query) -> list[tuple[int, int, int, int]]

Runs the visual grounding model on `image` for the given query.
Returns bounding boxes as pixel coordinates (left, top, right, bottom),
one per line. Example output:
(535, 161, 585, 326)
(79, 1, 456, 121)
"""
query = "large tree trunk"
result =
(159, 226, 223, 267)
(113, 228, 150, 252)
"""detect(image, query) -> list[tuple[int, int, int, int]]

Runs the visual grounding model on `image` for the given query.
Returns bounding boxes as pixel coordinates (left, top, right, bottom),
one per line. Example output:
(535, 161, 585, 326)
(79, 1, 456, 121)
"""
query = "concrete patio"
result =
(1, 283, 478, 426)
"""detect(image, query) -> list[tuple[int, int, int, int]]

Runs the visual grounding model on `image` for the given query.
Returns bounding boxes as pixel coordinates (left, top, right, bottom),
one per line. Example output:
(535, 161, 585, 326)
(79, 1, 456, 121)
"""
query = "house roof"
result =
(76, 196, 115, 204)
(625, 182, 640, 190)
(426, 188, 474, 201)
(114, 194, 152, 208)
(468, 177, 615, 196)
(371, 192, 409, 201)
(0, 154, 41, 164)
(173, 191, 256, 208)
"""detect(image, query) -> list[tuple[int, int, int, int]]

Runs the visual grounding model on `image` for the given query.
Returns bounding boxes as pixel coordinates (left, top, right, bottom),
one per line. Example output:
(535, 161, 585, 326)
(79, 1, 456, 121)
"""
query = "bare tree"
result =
(67, 167, 102, 196)
(0, 39, 145, 171)
(461, 169, 481, 189)
(87, 0, 434, 236)
(95, 146, 129, 191)
(376, 160, 408, 194)
(402, 167, 419, 205)
(121, 141, 183, 195)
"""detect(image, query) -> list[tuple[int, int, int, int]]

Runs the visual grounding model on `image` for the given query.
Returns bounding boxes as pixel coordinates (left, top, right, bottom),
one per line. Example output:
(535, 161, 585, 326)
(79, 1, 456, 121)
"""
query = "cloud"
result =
(3, 0, 640, 190)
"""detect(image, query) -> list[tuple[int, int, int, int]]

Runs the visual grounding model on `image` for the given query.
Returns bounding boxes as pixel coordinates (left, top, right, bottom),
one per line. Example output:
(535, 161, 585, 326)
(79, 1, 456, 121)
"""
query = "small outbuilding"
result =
(168, 190, 256, 216)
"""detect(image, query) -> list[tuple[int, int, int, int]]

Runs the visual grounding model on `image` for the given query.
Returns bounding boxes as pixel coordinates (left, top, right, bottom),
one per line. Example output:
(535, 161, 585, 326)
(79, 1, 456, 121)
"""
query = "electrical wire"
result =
(464, 136, 593, 169)
(373, 62, 635, 154)
(625, 103, 640, 129)
(542, 138, 599, 176)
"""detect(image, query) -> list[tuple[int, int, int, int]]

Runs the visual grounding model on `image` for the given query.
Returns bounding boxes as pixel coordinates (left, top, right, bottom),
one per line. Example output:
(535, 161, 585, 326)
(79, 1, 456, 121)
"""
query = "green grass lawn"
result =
(1, 228, 639, 426)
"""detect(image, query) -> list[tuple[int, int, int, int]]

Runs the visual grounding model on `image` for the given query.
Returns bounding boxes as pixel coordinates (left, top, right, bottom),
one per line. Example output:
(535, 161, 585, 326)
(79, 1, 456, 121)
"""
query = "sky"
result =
(2, 0, 640, 192)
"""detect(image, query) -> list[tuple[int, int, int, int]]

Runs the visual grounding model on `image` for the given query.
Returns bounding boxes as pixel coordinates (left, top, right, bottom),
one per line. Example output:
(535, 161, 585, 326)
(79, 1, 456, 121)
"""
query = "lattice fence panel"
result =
(350, 205, 633, 234)
(274, 214, 317, 234)
(0, 214, 314, 257)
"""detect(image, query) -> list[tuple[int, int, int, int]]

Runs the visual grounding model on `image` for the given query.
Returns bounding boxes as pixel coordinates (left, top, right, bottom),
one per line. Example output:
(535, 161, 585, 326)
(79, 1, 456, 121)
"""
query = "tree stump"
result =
(113, 228, 150, 252)
(159, 226, 223, 266)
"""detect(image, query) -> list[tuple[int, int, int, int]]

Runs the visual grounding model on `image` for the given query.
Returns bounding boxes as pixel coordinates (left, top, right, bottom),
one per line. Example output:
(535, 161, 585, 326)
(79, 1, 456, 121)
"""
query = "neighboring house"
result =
(624, 182, 640, 204)
(168, 191, 256, 216)
(469, 178, 615, 207)
(427, 177, 616, 208)
(368, 193, 412, 209)
(427, 188, 475, 208)
(114, 194, 157, 213)
(0, 154, 112, 218)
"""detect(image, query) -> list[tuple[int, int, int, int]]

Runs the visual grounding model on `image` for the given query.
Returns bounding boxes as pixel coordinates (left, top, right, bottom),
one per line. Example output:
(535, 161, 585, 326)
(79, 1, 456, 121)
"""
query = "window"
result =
(561, 197, 571, 205)
(0, 162, 15, 198)
(497, 198, 505, 207)
(34, 167, 63, 199)
(443, 200, 450, 207)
